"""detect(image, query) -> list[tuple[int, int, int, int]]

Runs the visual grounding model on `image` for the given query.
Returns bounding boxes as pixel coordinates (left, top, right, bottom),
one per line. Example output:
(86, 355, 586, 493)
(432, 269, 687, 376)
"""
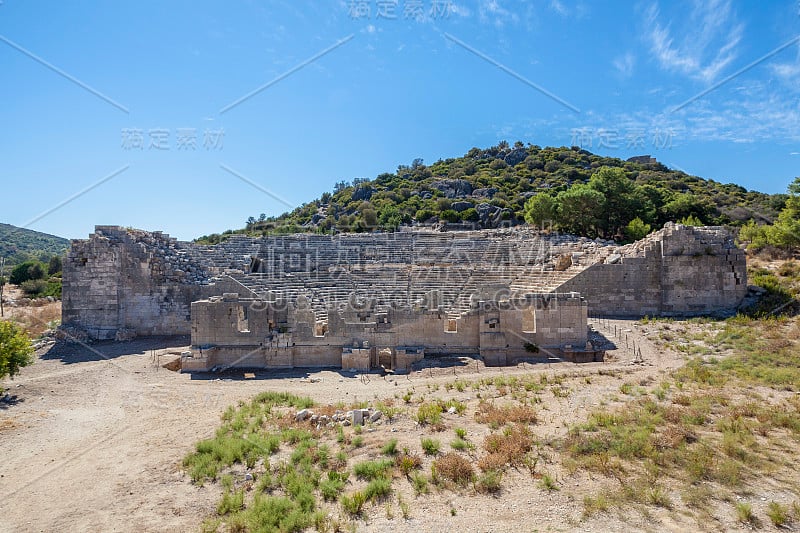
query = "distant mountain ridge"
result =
(0, 223, 70, 266)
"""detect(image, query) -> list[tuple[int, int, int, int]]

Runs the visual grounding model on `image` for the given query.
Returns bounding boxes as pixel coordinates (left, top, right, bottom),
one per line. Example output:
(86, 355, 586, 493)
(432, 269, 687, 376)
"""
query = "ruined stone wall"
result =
(63, 223, 746, 343)
(557, 223, 746, 317)
(184, 293, 588, 371)
(63, 226, 229, 339)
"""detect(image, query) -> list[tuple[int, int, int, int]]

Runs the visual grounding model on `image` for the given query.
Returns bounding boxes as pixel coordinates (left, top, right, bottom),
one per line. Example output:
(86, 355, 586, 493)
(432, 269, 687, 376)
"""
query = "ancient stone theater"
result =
(61, 223, 746, 372)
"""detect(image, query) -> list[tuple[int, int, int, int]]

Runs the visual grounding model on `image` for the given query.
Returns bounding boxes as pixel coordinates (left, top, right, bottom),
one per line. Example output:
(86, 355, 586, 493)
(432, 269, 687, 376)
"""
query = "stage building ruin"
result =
(61, 223, 747, 372)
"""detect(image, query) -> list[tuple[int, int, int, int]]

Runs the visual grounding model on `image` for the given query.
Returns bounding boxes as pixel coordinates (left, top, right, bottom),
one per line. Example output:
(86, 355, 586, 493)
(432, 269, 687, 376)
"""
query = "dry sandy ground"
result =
(0, 319, 687, 532)
(1, 285, 61, 339)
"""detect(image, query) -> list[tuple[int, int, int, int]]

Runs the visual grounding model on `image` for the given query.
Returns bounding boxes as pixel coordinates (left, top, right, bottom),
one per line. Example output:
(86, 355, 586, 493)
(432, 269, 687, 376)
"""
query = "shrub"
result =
(460, 207, 479, 222)
(9, 261, 45, 285)
(475, 401, 537, 427)
(319, 471, 348, 501)
(524, 342, 539, 353)
(47, 255, 62, 275)
(398, 495, 411, 518)
(20, 278, 61, 298)
(353, 458, 394, 480)
(646, 485, 672, 508)
(0, 320, 33, 380)
(381, 438, 399, 456)
(482, 425, 534, 467)
(216, 489, 244, 515)
(583, 493, 610, 517)
(539, 473, 559, 491)
(625, 217, 651, 241)
(767, 501, 789, 527)
(395, 452, 422, 476)
(450, 438, 470, 451)
(416, 403, 443, 426)
(477, 452, 508, 472)
(735, 502, 754, 524)
(421, 437, 441, 456)
(475, 470, 503, 493)
(432, 453, 474, 485)
(340, 491, 367, 516)
(253, 391, 314, 409)
(411, 471, 429, 495)
(364, 477, 392, 501)
(440, 209, 460, 223)
(245, 494, 310, 532)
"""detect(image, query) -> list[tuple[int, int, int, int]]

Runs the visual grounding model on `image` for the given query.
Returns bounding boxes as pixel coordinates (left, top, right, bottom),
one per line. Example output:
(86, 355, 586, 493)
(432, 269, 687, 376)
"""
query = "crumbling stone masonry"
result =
(557, 223, 747, 317)
(61, 223, 747, 370)
(62, 226, 235, 340)
(183, 291, 591, 372)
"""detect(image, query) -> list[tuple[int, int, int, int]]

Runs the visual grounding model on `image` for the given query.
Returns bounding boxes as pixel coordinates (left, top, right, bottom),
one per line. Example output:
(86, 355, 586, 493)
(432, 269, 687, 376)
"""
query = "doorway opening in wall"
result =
(237, 305, 249, 333)
(378, 348, 392, 369)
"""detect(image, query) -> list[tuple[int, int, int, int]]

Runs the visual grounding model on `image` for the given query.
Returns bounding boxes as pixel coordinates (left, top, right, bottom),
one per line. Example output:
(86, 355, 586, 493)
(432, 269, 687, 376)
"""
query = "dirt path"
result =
(0, 321, 679, 532)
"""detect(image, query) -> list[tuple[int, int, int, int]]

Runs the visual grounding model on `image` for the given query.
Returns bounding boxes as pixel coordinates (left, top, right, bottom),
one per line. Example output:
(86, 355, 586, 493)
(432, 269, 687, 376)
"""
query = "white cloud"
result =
(550, 0, 567, 16)
(771, 42, 800, 86)
(644, 0, 743, 83)
(479, 0, 518, 28)
(449, 2, 471, 17)
(613, 52, 636, 77)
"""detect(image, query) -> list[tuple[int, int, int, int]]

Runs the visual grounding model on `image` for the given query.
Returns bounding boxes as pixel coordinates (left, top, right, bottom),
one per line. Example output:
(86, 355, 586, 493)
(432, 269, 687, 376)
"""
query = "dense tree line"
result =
(522, 166, 714, 241)
(6, 256, 63, 298)
(739, 177, 800, 253)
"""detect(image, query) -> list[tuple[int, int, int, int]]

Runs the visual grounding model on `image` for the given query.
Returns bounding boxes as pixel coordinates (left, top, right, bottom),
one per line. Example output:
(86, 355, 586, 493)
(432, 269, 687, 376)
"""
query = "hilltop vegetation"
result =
(0, 223, 70, 266)
(739, 177, 800, 254)
(196, 143, 784, 244)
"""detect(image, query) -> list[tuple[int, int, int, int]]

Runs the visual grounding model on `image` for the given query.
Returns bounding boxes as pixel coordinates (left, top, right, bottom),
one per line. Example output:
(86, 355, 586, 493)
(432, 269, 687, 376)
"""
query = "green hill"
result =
(0, 223, 70, 266)
(196, 143, 787, 243)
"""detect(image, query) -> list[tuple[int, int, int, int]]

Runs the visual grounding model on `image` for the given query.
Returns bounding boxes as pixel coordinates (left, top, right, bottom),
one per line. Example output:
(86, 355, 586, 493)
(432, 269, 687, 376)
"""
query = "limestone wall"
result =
(184, 293, 588, 371)
(62, 226, 226, 339)
(557, 223, 746, 317)
(63, 223, 746, 343)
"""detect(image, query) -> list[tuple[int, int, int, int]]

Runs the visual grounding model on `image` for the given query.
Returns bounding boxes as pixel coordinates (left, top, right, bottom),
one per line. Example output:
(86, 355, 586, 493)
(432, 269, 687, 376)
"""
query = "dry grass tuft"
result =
(475, 401, 537, 427)
(479, 424, 534, 471)
(5, 300, 61, 338)
(432, 453, 474, 485)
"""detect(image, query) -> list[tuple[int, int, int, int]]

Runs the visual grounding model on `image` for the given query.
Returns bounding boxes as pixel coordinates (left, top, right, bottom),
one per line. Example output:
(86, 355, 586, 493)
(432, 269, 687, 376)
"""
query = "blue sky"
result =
(1, 0, 799, 241)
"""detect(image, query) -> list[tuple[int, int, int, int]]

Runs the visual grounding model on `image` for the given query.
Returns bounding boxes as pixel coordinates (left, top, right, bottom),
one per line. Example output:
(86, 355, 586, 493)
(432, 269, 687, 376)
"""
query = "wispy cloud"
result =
(549, 0, 567, 16)
(478, 0, 518, 28)
(771, 42, 800, 85)
(613, 52, 635, 77)
(547, 0, 589, 18)
(449, 2, 471, 18)
(644, 0, 743, 83)
(508, 80, 800, 152)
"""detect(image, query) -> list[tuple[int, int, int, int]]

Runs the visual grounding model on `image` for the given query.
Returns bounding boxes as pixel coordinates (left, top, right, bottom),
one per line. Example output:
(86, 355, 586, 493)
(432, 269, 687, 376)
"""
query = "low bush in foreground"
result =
(432, 453, 474, 486)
